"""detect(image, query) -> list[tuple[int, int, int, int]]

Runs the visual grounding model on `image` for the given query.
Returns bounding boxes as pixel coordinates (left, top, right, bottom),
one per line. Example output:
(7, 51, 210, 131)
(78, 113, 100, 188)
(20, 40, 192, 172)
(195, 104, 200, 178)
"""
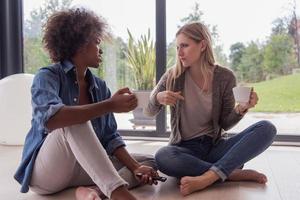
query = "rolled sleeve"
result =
(103, 113, 126, 155)
(106, 136, 126, 155)
(43, 103, 64, 132)
(31, 69, 65, 133)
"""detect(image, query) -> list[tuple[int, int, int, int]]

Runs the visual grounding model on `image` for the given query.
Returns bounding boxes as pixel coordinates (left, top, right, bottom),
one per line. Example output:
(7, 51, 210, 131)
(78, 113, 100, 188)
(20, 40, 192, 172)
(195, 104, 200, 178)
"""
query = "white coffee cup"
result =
(133, 91, 151, 108)
(232, 86, 252, 105)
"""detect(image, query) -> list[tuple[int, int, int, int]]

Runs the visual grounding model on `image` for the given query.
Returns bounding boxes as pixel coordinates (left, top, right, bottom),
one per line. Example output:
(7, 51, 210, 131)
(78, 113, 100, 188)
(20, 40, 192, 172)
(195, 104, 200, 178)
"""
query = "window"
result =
(22, 0, 300, 141)
(23, 0, 156, 132)
(166, 0, 300, 141)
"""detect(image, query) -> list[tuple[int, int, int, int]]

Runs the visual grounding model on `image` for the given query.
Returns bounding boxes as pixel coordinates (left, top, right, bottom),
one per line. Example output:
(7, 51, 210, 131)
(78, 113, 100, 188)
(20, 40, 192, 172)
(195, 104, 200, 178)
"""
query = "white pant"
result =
(29, 121, 156, 198)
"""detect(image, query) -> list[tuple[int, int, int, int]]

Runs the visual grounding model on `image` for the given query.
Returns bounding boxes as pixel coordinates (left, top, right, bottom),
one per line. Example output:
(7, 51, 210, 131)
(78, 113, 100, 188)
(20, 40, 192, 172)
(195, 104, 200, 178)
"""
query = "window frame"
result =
(1, 0, 299, 143)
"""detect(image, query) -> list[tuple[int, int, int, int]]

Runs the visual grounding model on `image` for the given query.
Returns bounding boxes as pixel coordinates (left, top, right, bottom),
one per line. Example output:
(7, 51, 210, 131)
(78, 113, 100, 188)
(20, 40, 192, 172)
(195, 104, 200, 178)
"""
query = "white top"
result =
(180, 70, 214, 140)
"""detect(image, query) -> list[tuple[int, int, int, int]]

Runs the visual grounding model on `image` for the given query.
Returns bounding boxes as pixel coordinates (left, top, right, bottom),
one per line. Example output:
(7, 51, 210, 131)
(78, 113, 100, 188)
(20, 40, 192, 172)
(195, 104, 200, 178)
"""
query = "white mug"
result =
(232, 86, 252, 105)
(133, 91, 151, 108)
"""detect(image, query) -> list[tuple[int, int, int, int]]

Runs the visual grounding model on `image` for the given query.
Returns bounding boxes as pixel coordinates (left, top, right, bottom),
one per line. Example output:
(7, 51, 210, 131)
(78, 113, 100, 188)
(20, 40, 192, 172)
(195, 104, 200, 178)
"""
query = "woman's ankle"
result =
(202, 170, 220, 182)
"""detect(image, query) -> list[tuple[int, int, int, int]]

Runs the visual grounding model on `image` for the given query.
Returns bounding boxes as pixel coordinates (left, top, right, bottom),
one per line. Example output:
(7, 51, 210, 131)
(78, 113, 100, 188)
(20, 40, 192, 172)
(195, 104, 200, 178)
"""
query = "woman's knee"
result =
(256, 120, 277, 141)
(155, 146, 180, 171)
(155, 146, 174, 162)
(30, 183, 64, 195)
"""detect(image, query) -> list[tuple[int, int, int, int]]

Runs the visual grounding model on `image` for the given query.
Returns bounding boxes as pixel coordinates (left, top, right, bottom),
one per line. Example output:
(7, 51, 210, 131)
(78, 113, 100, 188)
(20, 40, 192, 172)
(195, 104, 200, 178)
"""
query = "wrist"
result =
(131, 162, 142, 173)
(155, 93, 161, 105)
(236, 104, 248, 115)
(104, 99, 114, 112)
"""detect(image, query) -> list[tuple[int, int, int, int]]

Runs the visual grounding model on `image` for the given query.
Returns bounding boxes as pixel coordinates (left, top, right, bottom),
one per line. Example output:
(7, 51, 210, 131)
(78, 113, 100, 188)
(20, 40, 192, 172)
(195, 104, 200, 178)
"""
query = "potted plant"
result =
(124, 29, 156, 128)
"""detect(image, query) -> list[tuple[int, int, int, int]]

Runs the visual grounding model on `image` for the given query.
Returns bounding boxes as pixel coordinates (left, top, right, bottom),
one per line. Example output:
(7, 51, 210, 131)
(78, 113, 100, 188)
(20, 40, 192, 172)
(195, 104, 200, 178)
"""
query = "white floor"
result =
(1, 141, 300, 200)
(114, 112, 300, 135)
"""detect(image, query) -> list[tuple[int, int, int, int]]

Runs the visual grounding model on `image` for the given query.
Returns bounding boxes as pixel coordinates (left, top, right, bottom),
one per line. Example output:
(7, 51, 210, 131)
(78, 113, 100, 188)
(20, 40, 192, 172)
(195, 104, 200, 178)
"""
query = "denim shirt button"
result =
(73, 97, 77, 102)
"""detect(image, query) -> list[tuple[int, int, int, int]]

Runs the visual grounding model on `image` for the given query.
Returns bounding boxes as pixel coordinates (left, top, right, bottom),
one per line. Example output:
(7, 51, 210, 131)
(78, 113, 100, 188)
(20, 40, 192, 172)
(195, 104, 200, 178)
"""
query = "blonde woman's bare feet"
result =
(75, 186, 103, 200)
(180, 170, 219, 196)
(228, 169, 267, 184)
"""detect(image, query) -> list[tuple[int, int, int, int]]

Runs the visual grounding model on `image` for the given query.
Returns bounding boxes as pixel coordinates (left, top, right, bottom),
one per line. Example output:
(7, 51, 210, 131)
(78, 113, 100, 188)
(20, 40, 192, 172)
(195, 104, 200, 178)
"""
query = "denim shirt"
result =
(14, 60, 125, 193)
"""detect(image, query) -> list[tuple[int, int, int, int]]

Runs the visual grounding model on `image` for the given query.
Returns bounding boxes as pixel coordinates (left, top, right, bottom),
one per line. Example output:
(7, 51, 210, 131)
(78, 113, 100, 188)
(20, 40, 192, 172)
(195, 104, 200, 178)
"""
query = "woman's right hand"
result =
(156, 91, 184, 106)
(109, 87, 137, 113)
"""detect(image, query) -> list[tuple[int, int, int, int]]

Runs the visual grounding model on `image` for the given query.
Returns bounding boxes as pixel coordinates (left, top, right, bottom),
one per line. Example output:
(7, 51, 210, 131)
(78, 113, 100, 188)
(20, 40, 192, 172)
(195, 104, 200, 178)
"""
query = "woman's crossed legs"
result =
(155, 120, 276, 196)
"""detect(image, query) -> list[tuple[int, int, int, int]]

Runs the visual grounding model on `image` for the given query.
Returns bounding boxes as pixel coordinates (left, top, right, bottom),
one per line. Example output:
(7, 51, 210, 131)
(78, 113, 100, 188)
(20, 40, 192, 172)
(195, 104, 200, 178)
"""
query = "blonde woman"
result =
(145, 22, 276, 196)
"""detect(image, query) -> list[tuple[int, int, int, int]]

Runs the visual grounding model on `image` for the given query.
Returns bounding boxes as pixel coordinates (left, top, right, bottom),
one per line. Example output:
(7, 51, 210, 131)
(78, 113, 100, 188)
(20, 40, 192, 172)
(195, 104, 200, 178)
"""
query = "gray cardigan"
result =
(145, 65, 244, 144)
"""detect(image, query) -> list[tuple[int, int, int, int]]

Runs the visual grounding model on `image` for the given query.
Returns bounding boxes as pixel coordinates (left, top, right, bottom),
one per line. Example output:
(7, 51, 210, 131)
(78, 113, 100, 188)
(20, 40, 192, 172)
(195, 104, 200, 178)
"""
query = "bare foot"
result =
(75, 186, 102, 200)
(228, 169, 267, 184)
(180, 170, 219, 196)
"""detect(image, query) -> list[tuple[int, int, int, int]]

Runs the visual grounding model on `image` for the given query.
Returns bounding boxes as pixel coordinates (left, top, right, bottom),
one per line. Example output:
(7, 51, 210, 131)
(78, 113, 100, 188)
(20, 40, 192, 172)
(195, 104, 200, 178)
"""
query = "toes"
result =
(180, 187, 190, 196)
(180, 177, 186, 184)
(180, 176, 191, 184)
(258, 173, 268, 183)
(180, 182, 193, 196)
(260, 176, 268, 184)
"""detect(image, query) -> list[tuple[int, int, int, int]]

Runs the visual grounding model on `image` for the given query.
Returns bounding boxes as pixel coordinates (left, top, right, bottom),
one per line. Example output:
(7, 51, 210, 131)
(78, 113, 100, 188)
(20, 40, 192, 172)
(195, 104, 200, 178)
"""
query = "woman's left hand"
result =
(133, 165, 159, 185)
(248, 90, 259, 108)
(238, 90, 259, 113)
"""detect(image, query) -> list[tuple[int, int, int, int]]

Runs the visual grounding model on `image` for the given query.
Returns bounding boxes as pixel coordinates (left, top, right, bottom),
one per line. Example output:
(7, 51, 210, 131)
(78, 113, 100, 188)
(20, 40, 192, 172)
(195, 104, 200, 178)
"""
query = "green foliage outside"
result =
(229, 12, 299, 83)
(230, 32, 297, 83)
(166, 41, 176, 69)
(238, 42, 264, 82)
(24, 0, 73, 38)
(24, 37, 50, 74)
(23, 0, 300, 113)
(263, 34, 296, 75)
(97, 38, 135, 90)
(250, 73, 300, 112)
(24, 0, 73, 74)
(124, 29, 155, 90)
(229, 42, 245, 72)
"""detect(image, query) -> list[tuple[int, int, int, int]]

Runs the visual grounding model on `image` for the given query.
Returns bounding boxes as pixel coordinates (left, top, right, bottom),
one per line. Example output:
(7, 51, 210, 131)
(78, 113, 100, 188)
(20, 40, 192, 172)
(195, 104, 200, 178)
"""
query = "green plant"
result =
(124, 29, 155, 90)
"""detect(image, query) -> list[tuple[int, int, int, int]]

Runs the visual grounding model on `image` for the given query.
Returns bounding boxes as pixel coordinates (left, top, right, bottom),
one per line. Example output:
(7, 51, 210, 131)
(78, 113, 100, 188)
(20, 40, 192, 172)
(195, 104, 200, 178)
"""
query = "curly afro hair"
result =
(43, 8, 108, 62)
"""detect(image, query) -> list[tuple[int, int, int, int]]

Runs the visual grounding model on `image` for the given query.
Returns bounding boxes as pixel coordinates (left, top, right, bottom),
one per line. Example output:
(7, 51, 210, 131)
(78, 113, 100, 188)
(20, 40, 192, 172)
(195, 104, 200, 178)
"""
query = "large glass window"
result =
(166, 0, 300, 138)
(23, 0, 300, 140)
(23, 0, 156, 132)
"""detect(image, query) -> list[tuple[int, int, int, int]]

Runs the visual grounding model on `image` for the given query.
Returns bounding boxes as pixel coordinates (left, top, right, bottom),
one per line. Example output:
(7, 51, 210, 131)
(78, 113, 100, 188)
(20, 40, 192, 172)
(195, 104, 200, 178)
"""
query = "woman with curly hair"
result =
(14, 8, 158, 200)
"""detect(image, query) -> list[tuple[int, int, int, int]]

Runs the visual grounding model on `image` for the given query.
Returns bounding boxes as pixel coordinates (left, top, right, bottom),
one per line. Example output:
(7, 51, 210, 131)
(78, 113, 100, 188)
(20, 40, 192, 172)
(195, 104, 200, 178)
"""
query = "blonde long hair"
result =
(166, 22, 215, 91)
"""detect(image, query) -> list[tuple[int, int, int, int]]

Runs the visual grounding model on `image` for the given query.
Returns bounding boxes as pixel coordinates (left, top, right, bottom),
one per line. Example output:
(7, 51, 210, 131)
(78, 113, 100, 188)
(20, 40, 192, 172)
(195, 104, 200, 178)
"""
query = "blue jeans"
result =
(155, 120, 276, 181)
